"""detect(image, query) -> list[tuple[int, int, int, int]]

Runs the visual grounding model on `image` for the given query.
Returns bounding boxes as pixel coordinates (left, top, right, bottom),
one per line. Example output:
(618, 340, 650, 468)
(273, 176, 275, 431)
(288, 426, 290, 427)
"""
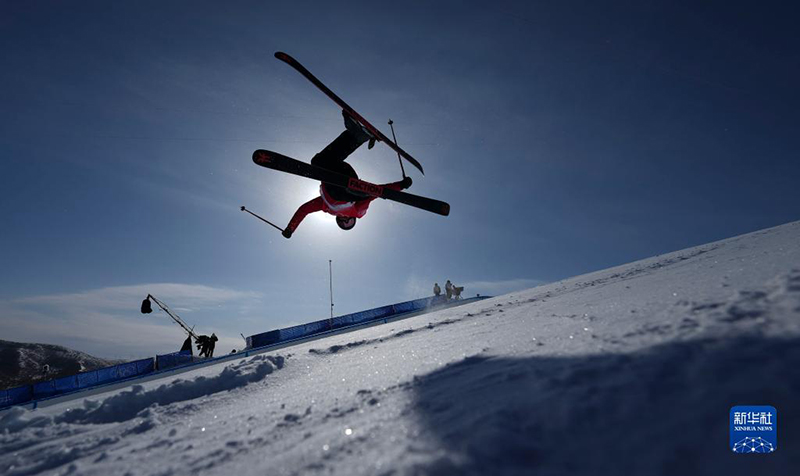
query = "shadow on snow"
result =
(410, 335, 799, 476)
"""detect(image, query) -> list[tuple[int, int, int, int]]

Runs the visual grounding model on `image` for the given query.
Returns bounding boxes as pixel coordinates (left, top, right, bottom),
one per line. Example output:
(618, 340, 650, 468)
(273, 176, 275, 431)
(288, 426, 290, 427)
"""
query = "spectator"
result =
(445, 280, 453, 300)
(452, 283, 464, 300)
(433, 283, 441, 296)
(205, 333, 218, 358)
(196, 334, 218, 358)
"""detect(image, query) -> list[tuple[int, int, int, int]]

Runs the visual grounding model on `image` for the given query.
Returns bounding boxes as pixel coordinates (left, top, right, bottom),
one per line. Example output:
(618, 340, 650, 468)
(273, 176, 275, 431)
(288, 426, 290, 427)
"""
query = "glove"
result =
(400, 176, 413, 189)
(282, 228, 293, 239)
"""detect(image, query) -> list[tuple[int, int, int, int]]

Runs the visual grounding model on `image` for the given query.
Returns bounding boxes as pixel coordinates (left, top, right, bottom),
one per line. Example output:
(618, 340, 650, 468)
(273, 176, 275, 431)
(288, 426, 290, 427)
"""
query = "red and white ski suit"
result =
(286, 179, 407, 234)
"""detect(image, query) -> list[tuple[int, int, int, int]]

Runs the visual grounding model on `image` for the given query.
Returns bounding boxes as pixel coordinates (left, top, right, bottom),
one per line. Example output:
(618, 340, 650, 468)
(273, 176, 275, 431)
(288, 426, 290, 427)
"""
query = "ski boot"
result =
(343, 110, 376, 149)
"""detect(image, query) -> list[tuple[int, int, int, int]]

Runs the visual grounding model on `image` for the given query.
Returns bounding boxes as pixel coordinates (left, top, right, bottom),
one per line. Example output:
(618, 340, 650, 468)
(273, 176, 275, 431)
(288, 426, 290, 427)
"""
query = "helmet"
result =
(336, 216, 357, 231)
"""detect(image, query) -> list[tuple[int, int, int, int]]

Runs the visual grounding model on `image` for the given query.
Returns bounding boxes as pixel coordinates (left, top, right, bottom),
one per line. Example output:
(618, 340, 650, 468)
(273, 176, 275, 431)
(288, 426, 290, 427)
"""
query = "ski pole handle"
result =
(388, 120, 406, 179)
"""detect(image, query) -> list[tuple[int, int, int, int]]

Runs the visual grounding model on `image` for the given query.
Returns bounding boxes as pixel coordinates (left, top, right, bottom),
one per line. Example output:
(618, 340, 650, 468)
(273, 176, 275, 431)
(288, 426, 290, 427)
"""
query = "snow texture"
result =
(1, 221, 799, 475)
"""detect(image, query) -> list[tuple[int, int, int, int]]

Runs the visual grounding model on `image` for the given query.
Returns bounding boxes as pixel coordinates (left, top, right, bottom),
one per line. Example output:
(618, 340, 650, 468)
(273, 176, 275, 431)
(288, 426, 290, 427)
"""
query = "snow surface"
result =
(2, 222, 799, 475)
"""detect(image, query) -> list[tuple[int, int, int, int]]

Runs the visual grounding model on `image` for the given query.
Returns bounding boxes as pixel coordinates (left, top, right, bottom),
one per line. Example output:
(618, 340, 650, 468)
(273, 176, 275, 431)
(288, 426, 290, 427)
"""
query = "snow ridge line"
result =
(307, 318, 462, 355)
(0, 354, 285, 433)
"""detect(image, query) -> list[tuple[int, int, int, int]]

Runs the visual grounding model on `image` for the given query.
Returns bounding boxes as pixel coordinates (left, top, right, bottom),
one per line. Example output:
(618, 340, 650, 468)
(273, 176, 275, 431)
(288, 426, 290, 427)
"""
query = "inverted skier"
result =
(281, 111, 412, 239)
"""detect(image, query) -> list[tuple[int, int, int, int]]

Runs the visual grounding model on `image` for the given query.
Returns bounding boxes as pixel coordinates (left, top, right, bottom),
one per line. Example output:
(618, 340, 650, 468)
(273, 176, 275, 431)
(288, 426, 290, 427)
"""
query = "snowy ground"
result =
(2, 222, 799, 476)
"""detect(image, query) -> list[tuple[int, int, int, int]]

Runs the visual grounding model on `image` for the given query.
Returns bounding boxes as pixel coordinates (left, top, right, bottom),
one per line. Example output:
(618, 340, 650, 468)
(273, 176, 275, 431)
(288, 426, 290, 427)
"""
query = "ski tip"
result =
(441, 203, 450, 216)
(252, 149, 272, 165)
(407, 158, 424, 175)
(274, 51, 291, 62)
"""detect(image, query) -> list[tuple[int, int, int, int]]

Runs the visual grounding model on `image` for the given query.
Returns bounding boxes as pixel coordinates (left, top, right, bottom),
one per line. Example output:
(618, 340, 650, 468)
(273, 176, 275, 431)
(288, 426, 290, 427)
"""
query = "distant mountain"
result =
(0, 340, 122, 390)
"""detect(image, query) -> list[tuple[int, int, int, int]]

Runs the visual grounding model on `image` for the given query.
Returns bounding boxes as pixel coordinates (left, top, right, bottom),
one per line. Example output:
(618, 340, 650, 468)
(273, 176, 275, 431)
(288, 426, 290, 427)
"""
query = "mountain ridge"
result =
(0, 339, 122, 390)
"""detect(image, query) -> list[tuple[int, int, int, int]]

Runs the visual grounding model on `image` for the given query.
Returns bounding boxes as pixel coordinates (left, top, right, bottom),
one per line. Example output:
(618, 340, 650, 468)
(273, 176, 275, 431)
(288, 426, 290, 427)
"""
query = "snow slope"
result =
(2, 221, 799, 476)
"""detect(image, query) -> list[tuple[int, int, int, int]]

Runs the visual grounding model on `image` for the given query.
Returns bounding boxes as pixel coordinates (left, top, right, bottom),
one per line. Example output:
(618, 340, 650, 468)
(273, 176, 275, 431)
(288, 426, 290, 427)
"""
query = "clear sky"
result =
(1, 0, 798, 359)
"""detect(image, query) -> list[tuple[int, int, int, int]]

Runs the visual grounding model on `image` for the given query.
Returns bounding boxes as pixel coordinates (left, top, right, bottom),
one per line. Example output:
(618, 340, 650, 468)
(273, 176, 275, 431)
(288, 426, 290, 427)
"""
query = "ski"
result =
(274, 51, 425, 175)
(253, 149, 449, 216)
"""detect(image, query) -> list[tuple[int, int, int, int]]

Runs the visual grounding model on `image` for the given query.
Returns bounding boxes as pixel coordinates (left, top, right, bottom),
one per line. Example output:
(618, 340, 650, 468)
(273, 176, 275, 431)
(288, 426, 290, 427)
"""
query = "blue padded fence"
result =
(77, 370, 98, 389)
(0, 385, 34, 407)
(3, 294, 479, 410)
(156, 350, 193, 370)
(8, 357, 156, 407)
(247, 295, 452, 349)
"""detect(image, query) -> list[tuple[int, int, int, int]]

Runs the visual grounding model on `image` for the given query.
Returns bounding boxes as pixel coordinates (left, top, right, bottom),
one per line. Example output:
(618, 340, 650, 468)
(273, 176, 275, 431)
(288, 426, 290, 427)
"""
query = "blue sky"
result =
(1, 1, 798, 358)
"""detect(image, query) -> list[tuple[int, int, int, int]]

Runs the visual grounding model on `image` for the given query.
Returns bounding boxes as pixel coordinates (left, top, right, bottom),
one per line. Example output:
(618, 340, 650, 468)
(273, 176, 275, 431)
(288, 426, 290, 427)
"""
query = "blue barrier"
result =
(156, 350, 192, 370)
(117, 361, 137, 378)
(392, 301, 417, 313)
(54, 375, 78, 393)
(2, 295, 484, 411)
(303, 320, 331, 335)
(247, 295, 467, 349)
(77, 371, 99, 389)
(96, 366, 119, 384)
(136, 358, 155, 374)
(247, 330, 279, 348)
(21, 357, 156, 404)
(331, 313, 356, 328)
(0, 385, 33, 407)
(32, 380, 57, 399)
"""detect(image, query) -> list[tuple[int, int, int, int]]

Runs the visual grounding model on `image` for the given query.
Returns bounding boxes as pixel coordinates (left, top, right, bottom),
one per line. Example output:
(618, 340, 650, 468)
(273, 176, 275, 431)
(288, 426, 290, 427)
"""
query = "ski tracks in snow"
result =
(619, 268, 800, 344)
(307, 318, 462, 356)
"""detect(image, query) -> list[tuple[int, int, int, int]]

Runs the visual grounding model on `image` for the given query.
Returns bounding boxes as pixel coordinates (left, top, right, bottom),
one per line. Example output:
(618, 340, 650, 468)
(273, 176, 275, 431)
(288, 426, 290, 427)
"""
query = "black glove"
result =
(400, 176, 413, 189)
(282, 228, 293, 239)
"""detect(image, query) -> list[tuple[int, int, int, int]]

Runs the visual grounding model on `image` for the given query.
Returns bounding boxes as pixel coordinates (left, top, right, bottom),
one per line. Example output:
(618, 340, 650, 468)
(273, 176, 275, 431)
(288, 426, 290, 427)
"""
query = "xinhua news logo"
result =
(730, 406, 777, 454)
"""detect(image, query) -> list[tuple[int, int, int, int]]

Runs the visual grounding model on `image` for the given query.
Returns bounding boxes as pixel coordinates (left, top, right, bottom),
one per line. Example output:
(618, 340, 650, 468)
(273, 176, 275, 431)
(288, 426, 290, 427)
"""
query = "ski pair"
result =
(274, 51, 424, 176)
(253, 150, 450, 216)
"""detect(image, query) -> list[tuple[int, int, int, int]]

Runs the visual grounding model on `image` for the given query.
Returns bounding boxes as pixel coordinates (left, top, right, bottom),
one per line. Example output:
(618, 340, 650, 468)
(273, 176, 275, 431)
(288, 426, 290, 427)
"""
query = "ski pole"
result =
(388, 119, 406, 179)
(240, 206, 285, 233)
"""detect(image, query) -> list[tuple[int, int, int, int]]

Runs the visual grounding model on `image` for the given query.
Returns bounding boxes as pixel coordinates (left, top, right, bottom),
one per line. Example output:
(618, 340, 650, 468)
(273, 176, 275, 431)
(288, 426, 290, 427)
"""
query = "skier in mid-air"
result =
(281, 111, 412, 238)
(243, 52, 448, 237)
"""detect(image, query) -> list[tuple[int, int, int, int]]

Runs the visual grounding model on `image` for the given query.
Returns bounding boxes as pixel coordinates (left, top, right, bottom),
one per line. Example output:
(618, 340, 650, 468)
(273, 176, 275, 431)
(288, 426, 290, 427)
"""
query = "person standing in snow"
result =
(205, 333, 217, 358)
(201, 333, 218, 358)
(451, 283, 464, 300)
(445, 280, 453, 300)
(433, 283, 441, 297)
(281, 111, 412, 238)
(195, 335, 209, 356)
(196, 334, 218, 358)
